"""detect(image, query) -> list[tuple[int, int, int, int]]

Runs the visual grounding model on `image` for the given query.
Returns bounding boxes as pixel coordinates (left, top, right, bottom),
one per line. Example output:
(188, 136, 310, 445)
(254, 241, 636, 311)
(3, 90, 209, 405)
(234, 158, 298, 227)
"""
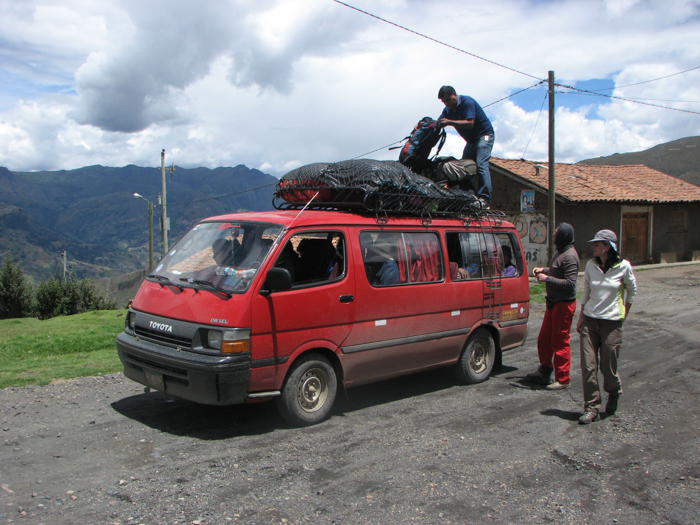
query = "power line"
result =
(168, 183, 277, 207)
(351, 81, 545, 160)
(522, 93, 548, 159)
(557, 91, 700, 104)
(483, 81, 546, 108)
(556, 83, 700, 116)
(351, 139, 407, 160)
(332, 0, 543, 81)
(589, 65, 700, 91)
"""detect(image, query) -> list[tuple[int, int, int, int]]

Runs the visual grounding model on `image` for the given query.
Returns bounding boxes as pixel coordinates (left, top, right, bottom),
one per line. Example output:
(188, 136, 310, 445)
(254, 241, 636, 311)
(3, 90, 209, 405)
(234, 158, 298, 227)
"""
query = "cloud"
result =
(0, 0, 699, 175)
(69, 0, 369, 133)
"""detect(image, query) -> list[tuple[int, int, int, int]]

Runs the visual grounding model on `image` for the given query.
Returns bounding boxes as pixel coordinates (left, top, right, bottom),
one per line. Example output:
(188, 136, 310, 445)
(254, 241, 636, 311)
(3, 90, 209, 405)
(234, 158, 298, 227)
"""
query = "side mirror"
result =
(261, 267, 292, 293)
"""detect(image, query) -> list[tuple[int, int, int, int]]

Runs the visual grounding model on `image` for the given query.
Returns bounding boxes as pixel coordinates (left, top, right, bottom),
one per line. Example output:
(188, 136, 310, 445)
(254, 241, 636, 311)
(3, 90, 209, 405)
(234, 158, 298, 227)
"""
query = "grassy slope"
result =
(0, 282, 554, 389)
(0, 310, 126, 389)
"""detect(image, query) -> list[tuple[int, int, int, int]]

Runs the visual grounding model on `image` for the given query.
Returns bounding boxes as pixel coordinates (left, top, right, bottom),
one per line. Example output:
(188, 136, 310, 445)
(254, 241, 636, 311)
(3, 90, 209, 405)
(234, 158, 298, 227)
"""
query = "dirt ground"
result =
(1, 263, 699, 525)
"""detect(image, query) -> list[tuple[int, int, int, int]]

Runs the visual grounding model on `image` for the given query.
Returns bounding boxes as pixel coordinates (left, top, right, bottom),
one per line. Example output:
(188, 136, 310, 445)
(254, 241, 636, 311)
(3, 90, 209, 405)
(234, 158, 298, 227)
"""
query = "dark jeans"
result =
(462, 133, 494, 201)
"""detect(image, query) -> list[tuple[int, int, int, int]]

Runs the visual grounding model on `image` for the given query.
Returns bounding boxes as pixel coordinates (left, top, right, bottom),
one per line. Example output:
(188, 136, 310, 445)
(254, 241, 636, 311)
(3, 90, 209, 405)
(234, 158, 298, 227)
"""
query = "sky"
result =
(0, 0, 699, 178)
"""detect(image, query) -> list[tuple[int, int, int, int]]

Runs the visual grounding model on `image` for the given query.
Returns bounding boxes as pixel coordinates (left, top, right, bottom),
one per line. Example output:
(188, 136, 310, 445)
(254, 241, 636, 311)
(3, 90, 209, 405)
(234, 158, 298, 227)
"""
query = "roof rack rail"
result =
(272, 186, 506, 221)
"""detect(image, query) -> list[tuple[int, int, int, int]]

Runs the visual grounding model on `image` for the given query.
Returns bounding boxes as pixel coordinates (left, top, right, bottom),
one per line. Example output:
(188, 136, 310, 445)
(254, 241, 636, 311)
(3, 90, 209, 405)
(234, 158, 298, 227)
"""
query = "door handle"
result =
(339, 294, 354, 303)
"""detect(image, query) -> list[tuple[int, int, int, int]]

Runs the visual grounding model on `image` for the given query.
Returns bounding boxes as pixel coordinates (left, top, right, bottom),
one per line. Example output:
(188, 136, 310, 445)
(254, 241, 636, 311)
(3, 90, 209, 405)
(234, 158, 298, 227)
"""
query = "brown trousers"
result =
(579, 315, 624, 413)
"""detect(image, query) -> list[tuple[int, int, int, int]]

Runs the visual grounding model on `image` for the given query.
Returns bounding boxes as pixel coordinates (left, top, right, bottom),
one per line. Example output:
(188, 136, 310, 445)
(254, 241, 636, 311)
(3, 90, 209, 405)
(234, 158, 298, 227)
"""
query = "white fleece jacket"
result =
(580, 259, 637, 320)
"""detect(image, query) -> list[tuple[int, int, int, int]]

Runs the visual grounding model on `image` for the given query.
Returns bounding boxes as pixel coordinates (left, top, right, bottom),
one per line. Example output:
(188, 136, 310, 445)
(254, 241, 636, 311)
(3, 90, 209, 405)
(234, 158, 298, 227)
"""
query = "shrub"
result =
(34, 275, 65, 320)
(34, 273, 117, 320)
(0, 251, 34, 319)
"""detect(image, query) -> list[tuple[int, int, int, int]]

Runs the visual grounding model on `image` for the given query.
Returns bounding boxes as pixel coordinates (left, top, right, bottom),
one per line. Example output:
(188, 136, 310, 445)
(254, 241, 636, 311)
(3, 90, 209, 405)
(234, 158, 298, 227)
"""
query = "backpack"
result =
(432, 156, 477, 190)
(398, 117, 446, 173)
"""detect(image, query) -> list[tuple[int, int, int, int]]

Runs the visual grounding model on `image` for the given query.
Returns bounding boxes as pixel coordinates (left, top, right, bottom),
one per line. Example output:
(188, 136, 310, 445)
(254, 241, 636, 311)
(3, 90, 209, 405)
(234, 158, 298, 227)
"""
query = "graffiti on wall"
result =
(508, 214, 548, 267)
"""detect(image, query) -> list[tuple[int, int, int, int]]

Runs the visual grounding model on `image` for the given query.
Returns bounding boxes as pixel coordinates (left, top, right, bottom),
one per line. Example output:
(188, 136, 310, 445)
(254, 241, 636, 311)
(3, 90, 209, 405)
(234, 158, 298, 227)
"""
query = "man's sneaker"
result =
(477, 197, 490, 210)
(606, 394, 619, 415)
(578, 410, 600, 425)
(524, 365, 552, 385)
(546, 381, 570, 390)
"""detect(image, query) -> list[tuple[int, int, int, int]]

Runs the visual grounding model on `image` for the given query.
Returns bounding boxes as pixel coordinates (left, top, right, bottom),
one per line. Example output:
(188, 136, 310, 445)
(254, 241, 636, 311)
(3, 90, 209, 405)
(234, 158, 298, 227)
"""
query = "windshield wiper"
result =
(147, 274, 184, 291)
(180, 278, 232, 298)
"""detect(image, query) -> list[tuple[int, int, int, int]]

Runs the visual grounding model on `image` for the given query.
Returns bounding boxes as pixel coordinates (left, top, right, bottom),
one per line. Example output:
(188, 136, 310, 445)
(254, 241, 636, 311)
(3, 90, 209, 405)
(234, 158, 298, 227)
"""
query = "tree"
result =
(61, 274, 117, 315)
(0, 251, 34, 319)
(34, 275, 64, 320)
(34, 272, 117, 320)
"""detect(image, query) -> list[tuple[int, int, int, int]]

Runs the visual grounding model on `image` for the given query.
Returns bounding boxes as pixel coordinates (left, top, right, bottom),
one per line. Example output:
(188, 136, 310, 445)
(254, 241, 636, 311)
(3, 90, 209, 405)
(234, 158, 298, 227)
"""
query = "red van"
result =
(117, 209, 529, 426)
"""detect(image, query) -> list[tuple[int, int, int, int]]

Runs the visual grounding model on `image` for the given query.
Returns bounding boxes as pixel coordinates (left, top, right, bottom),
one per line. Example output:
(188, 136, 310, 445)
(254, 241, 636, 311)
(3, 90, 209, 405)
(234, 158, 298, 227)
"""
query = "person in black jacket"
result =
(525, 223, 580, 390)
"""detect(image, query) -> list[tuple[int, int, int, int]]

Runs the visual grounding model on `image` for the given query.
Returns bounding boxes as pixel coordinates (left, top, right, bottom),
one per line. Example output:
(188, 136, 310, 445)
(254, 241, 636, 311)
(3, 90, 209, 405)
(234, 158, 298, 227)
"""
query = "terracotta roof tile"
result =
(490, 158, 700, 203)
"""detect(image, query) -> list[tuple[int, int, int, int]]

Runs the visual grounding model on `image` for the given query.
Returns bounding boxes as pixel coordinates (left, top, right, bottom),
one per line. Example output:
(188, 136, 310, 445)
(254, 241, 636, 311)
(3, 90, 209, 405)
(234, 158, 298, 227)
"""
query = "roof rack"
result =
(272, 185, 506, 222)
(273, 159, 507, 223)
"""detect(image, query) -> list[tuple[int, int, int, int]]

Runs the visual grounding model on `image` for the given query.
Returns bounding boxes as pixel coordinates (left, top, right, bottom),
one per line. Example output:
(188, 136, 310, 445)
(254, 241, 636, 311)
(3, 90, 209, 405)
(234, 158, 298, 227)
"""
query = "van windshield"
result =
(150, 221, 283, 293)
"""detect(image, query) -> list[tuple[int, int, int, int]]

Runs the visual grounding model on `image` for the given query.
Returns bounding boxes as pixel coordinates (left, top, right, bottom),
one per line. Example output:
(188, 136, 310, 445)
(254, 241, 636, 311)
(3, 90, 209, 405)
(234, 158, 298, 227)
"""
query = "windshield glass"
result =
(151, 221, 283, 293)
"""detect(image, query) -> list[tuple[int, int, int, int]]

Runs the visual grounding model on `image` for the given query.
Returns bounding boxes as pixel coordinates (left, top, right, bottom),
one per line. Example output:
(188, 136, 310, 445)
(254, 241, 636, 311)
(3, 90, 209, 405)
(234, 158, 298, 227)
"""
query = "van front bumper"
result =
(116, 332, 251, 405)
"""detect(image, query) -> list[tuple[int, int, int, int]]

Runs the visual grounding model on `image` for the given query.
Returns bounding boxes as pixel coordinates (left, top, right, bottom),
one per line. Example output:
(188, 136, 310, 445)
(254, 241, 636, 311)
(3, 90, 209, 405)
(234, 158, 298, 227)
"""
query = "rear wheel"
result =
(455, 328, 496, 384)
(276, 353, 337, 426)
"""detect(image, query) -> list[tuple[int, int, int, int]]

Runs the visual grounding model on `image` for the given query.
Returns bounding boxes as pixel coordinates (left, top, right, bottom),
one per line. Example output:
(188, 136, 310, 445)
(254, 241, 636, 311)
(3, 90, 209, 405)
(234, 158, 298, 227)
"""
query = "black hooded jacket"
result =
(543, 223, 579, 308)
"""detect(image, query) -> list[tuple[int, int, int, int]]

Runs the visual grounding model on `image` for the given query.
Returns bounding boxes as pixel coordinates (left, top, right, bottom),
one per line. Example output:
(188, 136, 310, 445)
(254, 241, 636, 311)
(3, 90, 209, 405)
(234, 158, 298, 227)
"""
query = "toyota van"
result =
(116, 209, 529, 426)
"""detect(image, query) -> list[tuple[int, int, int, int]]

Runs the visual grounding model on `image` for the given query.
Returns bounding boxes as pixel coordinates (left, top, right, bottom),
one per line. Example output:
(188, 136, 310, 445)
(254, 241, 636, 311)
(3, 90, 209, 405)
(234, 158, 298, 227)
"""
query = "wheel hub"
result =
(298, 368, 328, 412)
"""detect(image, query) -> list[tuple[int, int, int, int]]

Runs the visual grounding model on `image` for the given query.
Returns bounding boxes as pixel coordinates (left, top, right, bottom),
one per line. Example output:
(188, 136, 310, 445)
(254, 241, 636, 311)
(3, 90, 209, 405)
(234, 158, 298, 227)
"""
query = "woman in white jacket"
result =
(576, 230, 637, 425)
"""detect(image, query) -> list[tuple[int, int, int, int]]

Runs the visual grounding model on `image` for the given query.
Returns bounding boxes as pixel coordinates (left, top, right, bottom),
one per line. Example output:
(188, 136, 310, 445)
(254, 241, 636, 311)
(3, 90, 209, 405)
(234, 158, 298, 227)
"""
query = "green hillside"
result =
(0, 164, 277, 283)
(579, 136, 700, 187)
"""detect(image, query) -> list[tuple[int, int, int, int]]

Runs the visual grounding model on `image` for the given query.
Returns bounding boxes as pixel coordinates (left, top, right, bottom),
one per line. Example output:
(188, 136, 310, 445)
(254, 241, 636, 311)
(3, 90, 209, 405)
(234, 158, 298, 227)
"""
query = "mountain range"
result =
(1, 135, 699, 285)
(578, 135, 700, 187)
(0, 164, 276, 283)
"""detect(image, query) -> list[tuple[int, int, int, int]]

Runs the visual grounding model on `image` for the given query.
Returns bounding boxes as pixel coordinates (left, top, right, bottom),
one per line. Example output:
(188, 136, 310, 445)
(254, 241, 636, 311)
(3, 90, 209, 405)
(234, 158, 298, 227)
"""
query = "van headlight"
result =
(208, 329, 251, 354)
(207, 330, 223, 349)
(127, 312, 136, 332)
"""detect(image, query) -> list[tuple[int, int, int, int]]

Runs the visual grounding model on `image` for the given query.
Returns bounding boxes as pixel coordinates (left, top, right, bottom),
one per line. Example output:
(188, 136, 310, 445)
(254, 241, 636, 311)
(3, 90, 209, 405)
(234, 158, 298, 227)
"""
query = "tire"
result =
(455, 328, 496, 384)
(275, 353, 337, 426)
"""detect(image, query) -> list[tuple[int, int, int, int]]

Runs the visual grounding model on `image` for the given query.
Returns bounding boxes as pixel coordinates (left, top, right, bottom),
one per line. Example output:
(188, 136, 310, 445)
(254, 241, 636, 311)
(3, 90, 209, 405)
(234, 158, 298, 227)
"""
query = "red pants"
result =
(537, 300, 576, 383)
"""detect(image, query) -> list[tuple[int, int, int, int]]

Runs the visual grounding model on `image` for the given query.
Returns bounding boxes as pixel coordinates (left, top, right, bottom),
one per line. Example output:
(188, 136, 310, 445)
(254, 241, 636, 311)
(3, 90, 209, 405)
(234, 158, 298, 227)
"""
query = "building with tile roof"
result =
(487, 158, 700, 267)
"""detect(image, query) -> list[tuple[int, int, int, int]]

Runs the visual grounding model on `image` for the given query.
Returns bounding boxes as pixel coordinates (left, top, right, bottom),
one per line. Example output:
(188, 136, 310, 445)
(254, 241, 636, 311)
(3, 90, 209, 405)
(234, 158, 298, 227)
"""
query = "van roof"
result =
(202, 210, 515, 230)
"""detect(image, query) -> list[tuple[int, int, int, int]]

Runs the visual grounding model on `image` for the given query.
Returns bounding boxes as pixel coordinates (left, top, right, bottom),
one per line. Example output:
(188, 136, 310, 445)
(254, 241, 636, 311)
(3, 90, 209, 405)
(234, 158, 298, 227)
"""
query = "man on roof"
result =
(437, 85, 495, 209)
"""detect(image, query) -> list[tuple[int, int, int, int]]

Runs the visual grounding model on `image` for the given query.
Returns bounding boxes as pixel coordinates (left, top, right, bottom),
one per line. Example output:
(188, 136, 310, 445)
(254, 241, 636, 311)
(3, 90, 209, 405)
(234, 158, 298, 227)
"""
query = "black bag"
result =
(398, 117, 446, 172)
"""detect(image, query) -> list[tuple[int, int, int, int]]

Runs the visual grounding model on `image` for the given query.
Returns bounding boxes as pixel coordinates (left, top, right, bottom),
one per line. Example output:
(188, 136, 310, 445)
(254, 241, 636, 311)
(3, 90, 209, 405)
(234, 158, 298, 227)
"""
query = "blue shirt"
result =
(439, 95, 494, 143)
(374, 259, 400, 285)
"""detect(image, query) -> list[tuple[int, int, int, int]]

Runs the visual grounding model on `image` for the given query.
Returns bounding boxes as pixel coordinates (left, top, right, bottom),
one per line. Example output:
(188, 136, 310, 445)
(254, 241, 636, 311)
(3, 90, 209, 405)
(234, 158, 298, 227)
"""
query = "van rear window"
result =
(360, 231, 443, 286)
(446, 231, 522, 280)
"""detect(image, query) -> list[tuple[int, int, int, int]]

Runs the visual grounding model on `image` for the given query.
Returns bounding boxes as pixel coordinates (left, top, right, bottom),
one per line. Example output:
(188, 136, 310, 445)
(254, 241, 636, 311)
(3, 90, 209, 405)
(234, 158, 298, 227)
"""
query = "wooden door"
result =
(621, 213, 648, 263)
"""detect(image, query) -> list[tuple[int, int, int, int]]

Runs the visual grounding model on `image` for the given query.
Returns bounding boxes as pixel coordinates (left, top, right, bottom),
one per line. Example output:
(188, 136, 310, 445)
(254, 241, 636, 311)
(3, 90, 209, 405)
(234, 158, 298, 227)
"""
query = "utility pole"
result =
(134, 193, 154, 273)
(160, 150, 175, 255)
(62, 250, 67, 281)
(147, 201, 154, 273)
(548, 70, 556, 261)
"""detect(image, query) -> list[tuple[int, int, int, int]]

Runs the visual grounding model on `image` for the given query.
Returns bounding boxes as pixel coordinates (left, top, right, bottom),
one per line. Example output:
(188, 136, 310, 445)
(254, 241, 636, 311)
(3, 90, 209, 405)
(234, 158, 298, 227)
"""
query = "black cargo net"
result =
(274, 159, 497, 219)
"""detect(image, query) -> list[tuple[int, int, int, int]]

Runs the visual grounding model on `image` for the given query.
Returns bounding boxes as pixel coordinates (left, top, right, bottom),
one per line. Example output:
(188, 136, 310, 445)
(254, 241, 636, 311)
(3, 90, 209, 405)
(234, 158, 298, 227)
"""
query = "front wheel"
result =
(276, 353, 337, 426)
(455, 328, 496, 384)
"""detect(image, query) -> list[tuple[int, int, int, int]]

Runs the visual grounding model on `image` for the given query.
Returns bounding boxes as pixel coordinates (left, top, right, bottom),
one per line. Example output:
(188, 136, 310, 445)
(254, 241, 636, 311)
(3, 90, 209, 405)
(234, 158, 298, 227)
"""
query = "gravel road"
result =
(2, 264, 699, 525)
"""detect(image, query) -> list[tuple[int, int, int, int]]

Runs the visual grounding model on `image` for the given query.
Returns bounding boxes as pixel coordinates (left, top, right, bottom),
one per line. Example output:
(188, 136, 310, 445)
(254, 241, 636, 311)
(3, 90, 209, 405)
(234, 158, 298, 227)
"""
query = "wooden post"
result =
(548, 71, 556, 261)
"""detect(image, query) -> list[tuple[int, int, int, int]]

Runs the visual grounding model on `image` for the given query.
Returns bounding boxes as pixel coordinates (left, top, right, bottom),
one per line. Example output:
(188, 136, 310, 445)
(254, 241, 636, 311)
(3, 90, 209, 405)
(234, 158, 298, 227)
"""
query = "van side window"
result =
(360, 231, 443, 287)
(275, 232, 345, 287)
(446, 232, 483, 279)
(495, 233, 520, 277)
(479, 233, 502, 278)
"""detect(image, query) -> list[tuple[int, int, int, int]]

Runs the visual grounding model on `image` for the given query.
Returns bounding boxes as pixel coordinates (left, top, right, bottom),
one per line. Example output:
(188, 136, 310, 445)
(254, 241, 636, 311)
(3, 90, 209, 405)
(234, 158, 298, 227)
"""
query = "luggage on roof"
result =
(274, 159, 483, 217)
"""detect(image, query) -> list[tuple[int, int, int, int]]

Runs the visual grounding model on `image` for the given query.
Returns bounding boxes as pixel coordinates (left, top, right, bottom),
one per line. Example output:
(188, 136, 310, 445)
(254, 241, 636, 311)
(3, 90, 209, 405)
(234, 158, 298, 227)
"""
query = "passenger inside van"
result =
(501, 245, 517, 277)
(367, 243, 400, 285)
(212, 237, 241, 266)
(296, 237, 337, 283)
(447, 234, 480, 280)
(274, 241, 299, 282)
